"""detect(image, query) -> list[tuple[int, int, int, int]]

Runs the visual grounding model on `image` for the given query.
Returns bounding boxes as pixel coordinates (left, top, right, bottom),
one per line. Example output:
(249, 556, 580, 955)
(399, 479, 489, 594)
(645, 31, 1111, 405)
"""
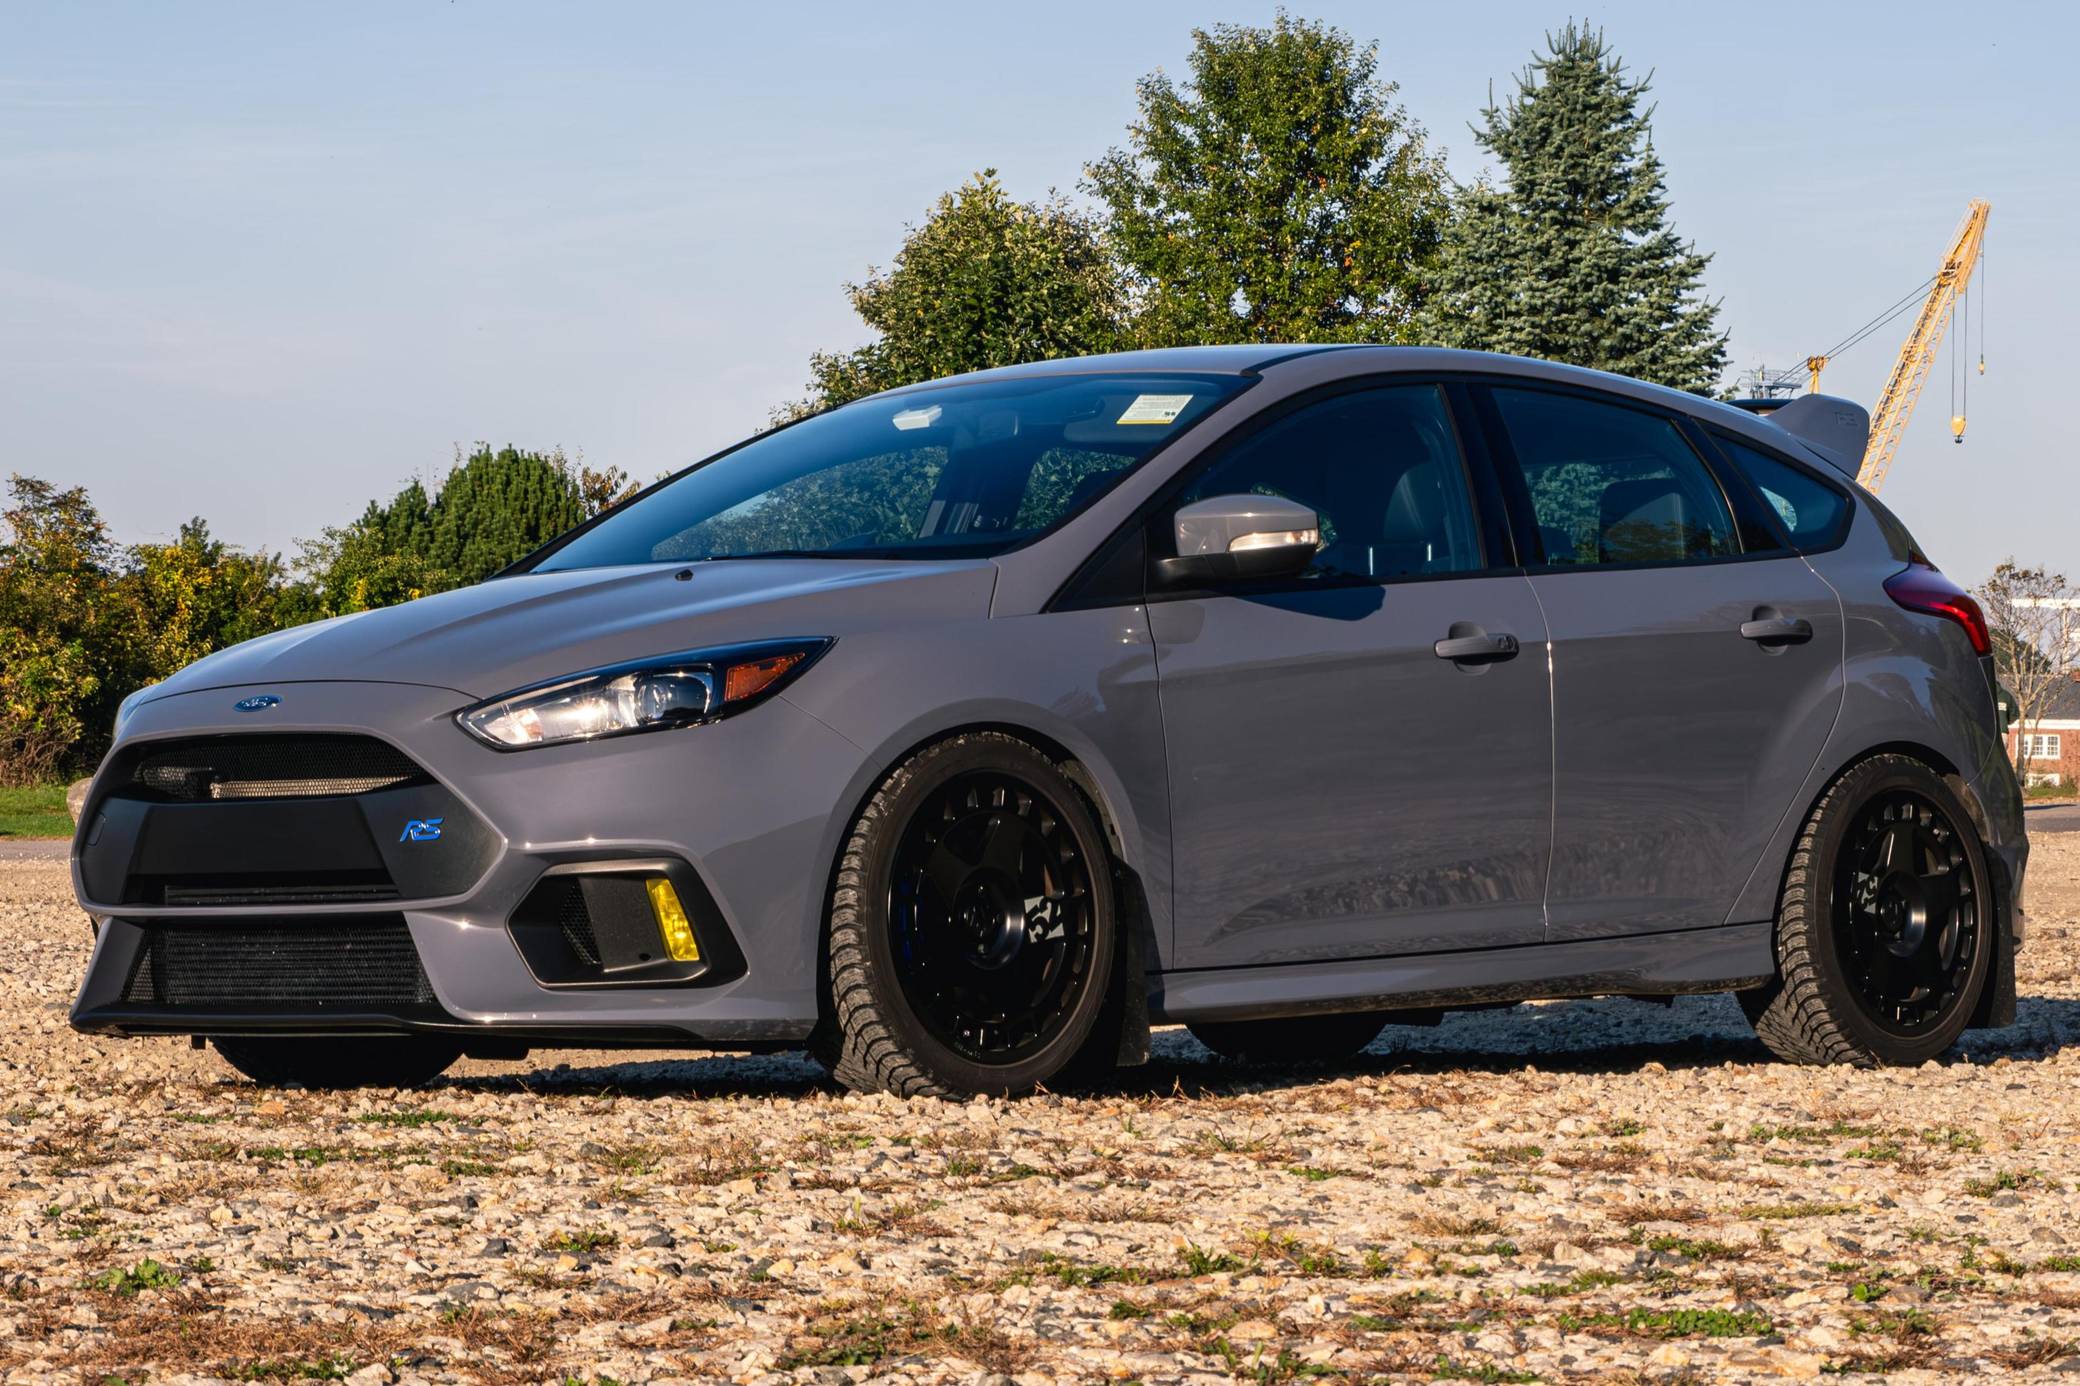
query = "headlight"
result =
(457, 639, 832, 750)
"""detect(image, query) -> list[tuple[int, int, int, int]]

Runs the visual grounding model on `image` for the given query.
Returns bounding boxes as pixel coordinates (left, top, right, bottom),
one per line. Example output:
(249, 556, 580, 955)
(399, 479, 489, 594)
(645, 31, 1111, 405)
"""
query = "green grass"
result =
(0, 783, 71, 838)
(1559, 1306, 1774, 1339)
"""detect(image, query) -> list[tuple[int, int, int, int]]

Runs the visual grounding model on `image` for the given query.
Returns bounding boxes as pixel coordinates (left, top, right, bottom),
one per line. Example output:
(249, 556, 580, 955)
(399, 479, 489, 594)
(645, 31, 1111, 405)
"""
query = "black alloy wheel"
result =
(888, 768, 1098, 1065)
(1833, 789, 1980, 1035)
(822, 732, 1118, 1097)
(1741, 754, 1997, 1067)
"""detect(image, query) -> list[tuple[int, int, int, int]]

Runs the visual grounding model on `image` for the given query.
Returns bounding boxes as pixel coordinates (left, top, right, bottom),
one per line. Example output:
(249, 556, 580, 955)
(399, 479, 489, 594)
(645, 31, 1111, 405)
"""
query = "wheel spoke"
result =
(921, 841, 972, 910)
(978, 811, 1026, 880)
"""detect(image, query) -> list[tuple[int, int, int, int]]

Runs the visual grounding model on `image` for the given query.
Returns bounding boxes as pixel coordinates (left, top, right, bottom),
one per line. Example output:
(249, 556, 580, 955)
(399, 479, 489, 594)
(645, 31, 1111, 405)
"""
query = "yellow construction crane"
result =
(1806, 200, 1990, 492)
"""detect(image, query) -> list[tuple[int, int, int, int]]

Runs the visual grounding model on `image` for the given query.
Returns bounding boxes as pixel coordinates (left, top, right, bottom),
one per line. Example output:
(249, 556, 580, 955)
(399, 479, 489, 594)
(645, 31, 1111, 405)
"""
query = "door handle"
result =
(1434, 631, 1521, 663)
(1740, 615, 1814, 645)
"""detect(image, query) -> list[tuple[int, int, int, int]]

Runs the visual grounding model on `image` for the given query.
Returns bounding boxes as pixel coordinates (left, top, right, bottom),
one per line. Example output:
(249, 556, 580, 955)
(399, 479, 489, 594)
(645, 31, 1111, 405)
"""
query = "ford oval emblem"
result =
(234, 694, 281, 713)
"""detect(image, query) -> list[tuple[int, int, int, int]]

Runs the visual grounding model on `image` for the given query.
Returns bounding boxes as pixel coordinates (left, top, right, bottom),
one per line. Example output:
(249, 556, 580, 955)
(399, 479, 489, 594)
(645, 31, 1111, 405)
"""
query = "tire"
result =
(211, 1036, 462, 1089)
(1188, 1011, 1390, 1064)
(1740, 754, 1995, 1067)
(822, 732, 1118, 1097)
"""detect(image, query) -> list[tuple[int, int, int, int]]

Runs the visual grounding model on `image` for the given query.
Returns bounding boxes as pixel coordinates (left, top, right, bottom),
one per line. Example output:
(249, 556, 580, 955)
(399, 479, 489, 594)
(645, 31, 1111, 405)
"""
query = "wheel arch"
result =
(1730, 738, 1969, 929)
(1732, 738, 2017, 1030)
(805, 715, 1158, 1070)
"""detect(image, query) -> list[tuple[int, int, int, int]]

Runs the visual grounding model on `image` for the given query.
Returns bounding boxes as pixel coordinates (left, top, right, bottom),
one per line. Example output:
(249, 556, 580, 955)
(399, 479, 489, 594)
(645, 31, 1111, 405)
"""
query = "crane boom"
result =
(1857, 200, 1989, 492)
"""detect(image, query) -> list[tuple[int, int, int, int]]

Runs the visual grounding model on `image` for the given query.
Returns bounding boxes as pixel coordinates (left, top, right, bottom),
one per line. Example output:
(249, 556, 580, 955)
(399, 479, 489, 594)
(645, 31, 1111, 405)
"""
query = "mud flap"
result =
(1060, 866, 1153, 1081)
(1969, 862, 2018, 1030)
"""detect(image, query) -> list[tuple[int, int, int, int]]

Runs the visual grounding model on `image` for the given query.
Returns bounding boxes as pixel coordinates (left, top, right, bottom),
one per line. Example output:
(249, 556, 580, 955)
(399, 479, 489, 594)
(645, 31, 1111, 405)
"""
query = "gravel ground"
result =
(9, 845, 2080, 1384)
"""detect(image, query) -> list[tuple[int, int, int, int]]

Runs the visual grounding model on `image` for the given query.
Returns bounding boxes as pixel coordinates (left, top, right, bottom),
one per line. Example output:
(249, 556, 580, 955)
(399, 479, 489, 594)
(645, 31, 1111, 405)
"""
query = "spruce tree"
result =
(1426, 23, 1726, 392)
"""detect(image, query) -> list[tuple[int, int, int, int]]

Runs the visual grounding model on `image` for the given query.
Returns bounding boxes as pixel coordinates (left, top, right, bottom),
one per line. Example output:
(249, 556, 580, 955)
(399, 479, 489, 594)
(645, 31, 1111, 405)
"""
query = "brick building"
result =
(2005, 672, 2080, 788)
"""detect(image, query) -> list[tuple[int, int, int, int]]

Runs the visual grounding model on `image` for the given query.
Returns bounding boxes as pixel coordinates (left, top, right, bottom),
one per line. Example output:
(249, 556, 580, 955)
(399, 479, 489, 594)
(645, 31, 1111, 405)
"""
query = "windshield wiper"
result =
(697, 549, 880, 562)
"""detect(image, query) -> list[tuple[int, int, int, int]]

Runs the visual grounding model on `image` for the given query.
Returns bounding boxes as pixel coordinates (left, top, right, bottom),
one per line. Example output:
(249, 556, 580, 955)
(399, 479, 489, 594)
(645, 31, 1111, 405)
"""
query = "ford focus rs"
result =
(69, 346, 2025, 1095)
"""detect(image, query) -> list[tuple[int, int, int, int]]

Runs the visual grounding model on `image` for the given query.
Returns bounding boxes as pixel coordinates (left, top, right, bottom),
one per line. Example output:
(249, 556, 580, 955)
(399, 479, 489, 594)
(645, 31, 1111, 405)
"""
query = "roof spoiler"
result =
(1725, 395, 1869, 481)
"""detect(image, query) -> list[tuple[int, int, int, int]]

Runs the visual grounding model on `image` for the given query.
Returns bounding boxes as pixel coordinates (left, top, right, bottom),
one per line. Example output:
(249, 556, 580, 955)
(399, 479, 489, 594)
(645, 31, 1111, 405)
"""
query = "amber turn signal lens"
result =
(645, 877, 701, 962)
(723, 651, 805, 705)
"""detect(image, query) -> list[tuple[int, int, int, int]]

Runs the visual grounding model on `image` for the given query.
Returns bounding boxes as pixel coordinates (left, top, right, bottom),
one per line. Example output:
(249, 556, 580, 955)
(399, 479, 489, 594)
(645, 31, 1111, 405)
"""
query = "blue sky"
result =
(3, 1, 2072, 583)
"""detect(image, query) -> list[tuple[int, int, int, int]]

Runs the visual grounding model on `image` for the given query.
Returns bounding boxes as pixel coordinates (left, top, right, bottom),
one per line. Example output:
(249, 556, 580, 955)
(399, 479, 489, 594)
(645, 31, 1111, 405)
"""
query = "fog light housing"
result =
(646, 877, 701, 963)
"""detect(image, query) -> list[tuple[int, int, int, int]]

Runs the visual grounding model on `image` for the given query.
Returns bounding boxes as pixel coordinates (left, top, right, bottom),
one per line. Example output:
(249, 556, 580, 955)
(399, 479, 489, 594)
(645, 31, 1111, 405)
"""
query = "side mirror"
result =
(1154, 494, 1321, 587)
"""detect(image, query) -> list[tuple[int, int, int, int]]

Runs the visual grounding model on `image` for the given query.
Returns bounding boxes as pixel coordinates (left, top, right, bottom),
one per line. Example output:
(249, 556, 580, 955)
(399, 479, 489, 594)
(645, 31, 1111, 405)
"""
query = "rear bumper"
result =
(69, 680, 865, 1045)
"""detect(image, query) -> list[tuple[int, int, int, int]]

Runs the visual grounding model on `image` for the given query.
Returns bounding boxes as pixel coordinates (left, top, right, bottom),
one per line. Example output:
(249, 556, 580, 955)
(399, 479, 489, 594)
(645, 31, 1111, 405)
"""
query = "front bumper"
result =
(70, 680, 864, 1045)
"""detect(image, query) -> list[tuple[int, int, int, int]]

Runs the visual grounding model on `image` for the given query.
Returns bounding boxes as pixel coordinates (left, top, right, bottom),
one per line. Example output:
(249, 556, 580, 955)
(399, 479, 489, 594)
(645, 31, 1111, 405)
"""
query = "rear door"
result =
(1477, 382, 1844, 940)
(1151, 381, 1554, 967)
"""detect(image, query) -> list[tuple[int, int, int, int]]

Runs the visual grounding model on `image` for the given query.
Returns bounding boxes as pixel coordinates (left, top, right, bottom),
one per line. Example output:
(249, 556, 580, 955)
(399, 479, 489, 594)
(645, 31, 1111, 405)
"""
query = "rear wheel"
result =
(822, 733, 1117, 1097)
(1741, 754, 1994, 1067)
(1188, 1011, 1390, 1064)
(211, 1036, 461, 1089)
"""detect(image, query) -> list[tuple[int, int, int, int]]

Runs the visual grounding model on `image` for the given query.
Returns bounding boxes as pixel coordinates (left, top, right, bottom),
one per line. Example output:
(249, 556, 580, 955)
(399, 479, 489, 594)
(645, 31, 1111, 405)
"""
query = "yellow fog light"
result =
(645, 877, 701, 963)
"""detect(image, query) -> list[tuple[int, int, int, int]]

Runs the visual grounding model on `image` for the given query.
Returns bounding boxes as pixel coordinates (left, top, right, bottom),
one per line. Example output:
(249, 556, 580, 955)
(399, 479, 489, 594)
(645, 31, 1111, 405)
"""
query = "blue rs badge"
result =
(399, 818, 444, 843)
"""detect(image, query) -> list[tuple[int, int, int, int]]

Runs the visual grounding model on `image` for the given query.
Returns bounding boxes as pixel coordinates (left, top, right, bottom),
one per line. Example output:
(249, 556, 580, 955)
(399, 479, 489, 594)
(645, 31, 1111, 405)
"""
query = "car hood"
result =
(142, 558, 999, 705)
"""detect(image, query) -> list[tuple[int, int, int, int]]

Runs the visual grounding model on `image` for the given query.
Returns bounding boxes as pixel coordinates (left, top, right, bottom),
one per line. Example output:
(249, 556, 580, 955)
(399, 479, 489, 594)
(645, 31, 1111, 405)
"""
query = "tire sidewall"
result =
(1803, 760, 1994, 1063)
(851, 737, 1118, 1096)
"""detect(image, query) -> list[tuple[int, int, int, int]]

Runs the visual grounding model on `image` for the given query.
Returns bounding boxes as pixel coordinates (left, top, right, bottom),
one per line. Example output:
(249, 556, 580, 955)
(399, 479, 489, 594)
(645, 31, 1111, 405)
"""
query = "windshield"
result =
(532, 372, 1249, 571)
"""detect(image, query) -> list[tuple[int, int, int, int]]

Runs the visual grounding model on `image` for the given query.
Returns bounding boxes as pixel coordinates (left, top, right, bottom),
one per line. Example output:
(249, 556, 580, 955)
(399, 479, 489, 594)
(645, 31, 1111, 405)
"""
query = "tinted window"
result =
(1715, 435, 1850, 547)
(535, 373, 1247, 570)
(1175, 384, 1482, 581)
(1492, 388, 1739, 567)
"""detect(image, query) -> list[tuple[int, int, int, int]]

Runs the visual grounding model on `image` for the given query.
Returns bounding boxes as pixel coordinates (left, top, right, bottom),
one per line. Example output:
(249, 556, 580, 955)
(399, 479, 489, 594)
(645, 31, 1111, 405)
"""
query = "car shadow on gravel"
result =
(424, 992, 2080, 1100)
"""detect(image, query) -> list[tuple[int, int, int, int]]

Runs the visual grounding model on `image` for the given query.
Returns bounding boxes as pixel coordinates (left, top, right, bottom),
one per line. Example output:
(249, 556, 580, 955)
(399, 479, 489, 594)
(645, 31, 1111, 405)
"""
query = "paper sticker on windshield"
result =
(1116, 393, 1193, 426)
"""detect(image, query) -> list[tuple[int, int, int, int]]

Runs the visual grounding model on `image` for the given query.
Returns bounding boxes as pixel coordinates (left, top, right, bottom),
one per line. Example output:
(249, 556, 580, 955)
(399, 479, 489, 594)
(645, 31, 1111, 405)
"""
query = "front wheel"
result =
(822, 733, 1118, 1097)
(1741, 754, 1994, 1067)
(211, 1036, 462, 1089)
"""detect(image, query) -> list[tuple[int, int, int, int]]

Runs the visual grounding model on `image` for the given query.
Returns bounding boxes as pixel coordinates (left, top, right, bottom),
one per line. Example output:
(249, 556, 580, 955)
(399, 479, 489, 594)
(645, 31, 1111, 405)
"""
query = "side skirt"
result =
(1150, 922, 1774, 1024)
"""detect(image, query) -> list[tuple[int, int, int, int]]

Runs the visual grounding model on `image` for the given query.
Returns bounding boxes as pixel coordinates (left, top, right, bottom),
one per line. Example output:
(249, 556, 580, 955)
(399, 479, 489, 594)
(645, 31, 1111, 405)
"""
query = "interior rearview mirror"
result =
(1155, 494, 1321, 587)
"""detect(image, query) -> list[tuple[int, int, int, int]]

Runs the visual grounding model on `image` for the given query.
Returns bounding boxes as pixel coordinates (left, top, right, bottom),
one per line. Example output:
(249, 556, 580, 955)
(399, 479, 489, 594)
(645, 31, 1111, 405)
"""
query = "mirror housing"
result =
(1154, 494, 1321, 587)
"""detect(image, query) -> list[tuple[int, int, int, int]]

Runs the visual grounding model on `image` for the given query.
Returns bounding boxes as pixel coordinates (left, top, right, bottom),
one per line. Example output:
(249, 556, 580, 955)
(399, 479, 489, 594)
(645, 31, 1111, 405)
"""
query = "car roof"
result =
(873, 345, 1844, 477)
(874, 344, 1343, 391)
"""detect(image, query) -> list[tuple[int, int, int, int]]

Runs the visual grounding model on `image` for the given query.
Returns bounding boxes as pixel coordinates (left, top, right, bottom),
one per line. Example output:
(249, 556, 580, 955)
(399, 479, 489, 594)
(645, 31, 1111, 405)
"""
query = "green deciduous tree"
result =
(798, 172, 1127, 412)
(296, 445, 594, 614)
(125, 519, 291, 677)
(0, 476, 131, 783)
(1086, 12, 1448, 347)
(1424, 22, 1727, 392)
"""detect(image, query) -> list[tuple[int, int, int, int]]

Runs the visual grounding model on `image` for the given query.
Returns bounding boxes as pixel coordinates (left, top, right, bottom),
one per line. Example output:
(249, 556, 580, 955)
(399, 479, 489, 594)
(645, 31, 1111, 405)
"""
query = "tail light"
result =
(1884, 558, 1991, 655)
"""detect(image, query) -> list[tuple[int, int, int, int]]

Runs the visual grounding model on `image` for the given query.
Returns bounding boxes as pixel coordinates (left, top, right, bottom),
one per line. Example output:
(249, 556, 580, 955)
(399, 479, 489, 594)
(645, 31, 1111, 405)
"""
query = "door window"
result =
(1174, 385, 1483, 582)
(1492, 388, 1739, 567)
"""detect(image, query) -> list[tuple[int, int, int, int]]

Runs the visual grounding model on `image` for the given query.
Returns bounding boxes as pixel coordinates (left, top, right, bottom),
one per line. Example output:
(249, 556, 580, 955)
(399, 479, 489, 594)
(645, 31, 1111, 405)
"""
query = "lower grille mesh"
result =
(122, 918, 437, 1010)
(553, 880, 603, 967)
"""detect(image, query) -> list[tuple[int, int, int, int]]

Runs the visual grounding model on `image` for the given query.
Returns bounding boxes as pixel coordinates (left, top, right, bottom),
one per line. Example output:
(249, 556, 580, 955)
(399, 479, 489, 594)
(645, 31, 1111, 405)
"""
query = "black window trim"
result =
(1469, 376, 1795, 577)
(1694, 425, 1857, 557)
(1049, 374, 1516, 611)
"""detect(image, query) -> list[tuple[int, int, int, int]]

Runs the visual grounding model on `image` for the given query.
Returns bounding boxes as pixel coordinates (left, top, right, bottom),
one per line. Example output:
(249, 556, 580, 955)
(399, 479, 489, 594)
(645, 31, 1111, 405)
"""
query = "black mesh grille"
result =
(121, 918, 437, 1010)
(132, 735, 425, 802)
(553, 880, 602, 966)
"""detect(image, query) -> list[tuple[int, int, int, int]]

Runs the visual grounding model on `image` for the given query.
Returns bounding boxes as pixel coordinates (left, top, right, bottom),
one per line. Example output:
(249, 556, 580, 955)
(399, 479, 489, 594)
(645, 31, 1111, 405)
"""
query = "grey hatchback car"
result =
(70, 346, 2025, 1096)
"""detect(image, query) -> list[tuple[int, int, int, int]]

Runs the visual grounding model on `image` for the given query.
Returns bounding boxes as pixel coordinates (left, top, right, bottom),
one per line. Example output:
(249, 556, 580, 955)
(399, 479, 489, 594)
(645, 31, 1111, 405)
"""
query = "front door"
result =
(1153, 383, 1554, 968)
(1481, 383, 1845, 941)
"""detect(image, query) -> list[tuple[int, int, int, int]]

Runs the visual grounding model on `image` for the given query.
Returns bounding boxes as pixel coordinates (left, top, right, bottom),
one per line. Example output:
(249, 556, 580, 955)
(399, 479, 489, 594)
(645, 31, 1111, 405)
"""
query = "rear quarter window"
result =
(1711, 433, 1852, 551)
